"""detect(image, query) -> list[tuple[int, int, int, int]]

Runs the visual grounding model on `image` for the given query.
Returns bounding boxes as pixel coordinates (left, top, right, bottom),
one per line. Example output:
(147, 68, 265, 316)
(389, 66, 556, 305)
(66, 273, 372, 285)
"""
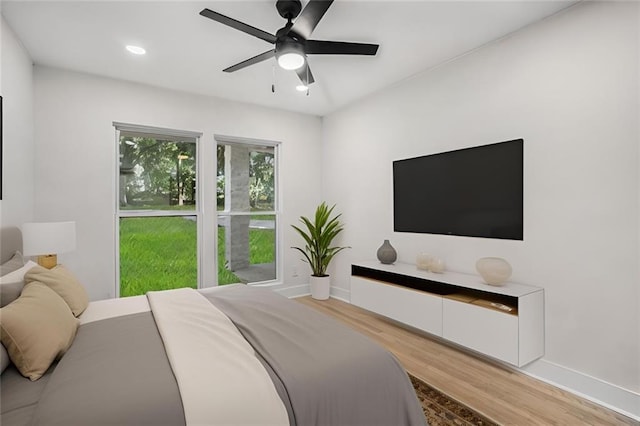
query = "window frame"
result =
(214, 134, 282, 286)
(114, 122, 203, 297)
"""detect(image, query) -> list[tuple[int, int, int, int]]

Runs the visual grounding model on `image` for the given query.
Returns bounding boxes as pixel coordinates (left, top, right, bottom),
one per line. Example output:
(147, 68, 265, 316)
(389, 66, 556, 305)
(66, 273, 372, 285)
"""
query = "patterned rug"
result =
(410, 374, 499, 426)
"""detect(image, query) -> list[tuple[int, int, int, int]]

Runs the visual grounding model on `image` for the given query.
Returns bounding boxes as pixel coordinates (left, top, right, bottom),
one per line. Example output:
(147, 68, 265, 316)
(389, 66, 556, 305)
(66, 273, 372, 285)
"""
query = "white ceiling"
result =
(2, 0, 576, 116)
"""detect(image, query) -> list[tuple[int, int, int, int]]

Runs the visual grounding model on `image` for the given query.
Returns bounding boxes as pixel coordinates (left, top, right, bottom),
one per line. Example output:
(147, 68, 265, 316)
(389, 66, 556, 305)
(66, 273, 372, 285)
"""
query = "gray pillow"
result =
(0, 280, 25, 308)
(0, 261, 37, 307)
(0, 344, 9, 374)
(0, 252, 24, 277)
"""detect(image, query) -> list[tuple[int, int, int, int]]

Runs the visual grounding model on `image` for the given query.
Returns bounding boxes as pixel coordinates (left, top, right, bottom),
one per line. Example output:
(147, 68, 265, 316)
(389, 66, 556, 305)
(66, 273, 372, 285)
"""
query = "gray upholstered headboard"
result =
(1, 227, 23, 263)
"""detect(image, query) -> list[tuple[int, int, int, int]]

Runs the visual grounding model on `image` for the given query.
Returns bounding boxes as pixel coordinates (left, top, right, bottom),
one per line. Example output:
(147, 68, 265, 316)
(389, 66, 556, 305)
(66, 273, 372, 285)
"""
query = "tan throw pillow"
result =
(0, 282, 79, 380)
(25, 265, 89, 317)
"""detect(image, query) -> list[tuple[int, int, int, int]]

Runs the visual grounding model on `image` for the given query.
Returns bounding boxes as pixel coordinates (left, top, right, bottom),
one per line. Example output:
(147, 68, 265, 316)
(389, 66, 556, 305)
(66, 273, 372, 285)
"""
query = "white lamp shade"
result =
(22, 221, 77, 256)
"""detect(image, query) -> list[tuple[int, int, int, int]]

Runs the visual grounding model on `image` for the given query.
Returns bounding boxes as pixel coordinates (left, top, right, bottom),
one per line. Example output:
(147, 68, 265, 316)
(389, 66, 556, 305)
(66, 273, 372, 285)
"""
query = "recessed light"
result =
(126, 45, 146, 55)
(296, 84, 308, 92)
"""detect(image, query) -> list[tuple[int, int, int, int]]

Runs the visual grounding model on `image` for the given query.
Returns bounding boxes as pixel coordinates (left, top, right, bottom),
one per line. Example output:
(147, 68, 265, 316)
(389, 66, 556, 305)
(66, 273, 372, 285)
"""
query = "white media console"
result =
(350, 260, 544, 367)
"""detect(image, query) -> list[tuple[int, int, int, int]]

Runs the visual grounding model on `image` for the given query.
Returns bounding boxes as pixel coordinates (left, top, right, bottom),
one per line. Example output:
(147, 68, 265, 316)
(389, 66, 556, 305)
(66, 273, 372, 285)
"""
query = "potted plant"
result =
(291, 202, 349, 300)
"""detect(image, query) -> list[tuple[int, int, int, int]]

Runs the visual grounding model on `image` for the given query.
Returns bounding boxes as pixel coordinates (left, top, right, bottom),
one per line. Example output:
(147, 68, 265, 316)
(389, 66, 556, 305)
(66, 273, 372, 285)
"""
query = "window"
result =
(115, 123, 201, 297)
(216, 137, 279, 285)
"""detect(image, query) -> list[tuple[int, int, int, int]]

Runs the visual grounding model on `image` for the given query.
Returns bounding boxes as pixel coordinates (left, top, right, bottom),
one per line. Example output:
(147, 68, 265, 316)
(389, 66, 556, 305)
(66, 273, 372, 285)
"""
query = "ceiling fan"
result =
(199, 0, 379, 88)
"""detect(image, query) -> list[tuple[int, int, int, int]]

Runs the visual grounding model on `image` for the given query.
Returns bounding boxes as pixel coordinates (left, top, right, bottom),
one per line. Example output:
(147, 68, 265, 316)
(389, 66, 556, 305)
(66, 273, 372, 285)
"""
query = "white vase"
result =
(476, 257, 512, 286)
(430, 257, 445, 273)
(416, 253, 432, 271)
(310, 275, 331, 300)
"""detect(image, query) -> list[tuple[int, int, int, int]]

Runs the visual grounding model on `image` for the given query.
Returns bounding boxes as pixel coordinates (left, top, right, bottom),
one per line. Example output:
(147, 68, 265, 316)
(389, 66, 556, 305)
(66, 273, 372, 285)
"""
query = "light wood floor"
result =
(297, 296, 638, 426)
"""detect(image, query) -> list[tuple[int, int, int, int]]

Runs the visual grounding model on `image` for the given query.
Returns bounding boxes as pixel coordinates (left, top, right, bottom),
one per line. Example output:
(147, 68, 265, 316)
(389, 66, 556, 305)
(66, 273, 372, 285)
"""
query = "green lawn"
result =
(119, 216, 274, 297)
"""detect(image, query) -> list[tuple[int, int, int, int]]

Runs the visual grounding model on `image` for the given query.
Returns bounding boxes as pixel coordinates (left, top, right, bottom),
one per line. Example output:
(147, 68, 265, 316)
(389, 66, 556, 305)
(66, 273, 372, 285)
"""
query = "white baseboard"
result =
(275, 284, 310, 298)
(277, 284, 349, 301)
(523, 359, 640, 421)
(329, 286, 350, 302)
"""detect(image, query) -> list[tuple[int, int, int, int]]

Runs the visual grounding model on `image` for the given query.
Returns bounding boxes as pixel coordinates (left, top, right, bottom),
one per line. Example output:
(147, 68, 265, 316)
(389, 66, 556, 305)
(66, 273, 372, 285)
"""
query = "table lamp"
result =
(22, 221, 76, 269)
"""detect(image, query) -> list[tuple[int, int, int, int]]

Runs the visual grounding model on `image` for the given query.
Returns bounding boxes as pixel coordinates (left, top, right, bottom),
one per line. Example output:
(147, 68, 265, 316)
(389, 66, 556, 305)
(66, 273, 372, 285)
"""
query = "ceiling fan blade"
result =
(200, 8, 277, 44)
(289, 0, 334, 40)
(305, 40, 379, 55)
(296, 64, 315, 85)
(223, 50, 276, 73)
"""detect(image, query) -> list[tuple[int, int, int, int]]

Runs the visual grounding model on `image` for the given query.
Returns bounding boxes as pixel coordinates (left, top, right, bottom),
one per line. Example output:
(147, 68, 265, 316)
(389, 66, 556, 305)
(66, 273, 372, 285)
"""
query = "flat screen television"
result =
(393, 139, 523, 240)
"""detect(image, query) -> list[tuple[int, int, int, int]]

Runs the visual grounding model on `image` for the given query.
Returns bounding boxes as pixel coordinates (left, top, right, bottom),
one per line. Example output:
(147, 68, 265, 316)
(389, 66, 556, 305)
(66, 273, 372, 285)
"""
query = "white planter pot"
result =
(310, 275, 330, 300)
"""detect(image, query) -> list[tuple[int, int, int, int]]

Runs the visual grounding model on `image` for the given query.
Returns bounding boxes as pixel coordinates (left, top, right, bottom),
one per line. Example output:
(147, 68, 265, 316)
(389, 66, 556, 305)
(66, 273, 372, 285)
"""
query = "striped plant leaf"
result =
(291, 202, 350, 276)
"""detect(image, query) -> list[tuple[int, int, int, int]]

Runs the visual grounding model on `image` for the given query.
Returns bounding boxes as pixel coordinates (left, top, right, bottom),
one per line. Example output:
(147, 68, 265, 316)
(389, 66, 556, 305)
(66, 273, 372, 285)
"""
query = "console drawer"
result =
(442, 298, 518, 365)
(351, 276, 443, 335)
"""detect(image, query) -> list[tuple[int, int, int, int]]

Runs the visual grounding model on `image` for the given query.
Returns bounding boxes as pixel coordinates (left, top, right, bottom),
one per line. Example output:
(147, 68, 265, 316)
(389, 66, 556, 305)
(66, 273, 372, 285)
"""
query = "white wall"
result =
(0, 16, 35, 228)
(322, 0, 639, 410)
(34, 66, 322, 301)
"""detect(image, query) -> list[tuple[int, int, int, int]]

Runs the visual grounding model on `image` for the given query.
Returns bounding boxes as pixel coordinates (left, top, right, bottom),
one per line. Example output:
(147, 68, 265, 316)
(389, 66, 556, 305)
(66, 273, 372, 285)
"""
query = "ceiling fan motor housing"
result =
(276, 0, 302, 21)
(277, 37, 304, 54)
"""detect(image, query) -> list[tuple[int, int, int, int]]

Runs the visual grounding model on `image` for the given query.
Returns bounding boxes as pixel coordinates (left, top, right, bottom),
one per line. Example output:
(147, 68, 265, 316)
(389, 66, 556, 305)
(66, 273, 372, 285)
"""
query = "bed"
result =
(0, 228, 426, 426)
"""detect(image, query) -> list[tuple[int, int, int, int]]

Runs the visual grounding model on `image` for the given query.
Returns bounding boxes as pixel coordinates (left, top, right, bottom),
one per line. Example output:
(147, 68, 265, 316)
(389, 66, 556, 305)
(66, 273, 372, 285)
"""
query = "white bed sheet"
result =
(79, 295, 149, 324)
(78, 287, 225, 325)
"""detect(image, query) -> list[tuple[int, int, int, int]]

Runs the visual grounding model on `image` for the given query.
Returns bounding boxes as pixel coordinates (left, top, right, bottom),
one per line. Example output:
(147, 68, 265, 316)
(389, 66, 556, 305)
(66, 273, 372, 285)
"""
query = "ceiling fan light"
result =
(296, 84, 308, 92)
(277, 52, 305, 70)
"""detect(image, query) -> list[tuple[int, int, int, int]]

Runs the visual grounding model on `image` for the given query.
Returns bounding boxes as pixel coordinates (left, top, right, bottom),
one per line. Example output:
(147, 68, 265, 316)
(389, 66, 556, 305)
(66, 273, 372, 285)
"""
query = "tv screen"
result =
(393, 139, 523, 240)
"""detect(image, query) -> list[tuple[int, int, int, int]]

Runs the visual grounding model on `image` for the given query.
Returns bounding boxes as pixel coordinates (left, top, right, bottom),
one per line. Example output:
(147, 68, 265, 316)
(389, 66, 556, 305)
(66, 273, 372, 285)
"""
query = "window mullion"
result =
(118, 210, 200, 218)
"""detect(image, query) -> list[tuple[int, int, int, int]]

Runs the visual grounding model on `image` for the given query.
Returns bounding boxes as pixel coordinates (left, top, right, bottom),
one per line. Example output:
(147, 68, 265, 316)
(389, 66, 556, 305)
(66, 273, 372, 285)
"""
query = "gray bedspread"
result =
(0, 364, 54, 425)
(1, 286, 426, 426)
(24, 312, 185, 426)
(205, 285, 426, 426)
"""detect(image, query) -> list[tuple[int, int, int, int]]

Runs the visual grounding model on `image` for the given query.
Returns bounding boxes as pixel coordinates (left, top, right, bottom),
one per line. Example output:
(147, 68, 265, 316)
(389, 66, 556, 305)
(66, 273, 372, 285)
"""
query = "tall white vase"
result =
(310, 275, 331, 300)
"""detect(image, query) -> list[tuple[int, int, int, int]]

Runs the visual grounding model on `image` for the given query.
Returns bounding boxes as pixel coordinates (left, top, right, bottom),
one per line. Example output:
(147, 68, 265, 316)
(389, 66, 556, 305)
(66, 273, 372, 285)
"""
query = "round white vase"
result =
(476, 257, 512, 286)
(310, 275, 331, 300)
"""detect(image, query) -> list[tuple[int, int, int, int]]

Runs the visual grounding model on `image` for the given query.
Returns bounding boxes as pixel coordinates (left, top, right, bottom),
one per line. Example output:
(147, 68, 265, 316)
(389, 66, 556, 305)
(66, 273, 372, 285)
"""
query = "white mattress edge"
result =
(79, 295, 150, 325)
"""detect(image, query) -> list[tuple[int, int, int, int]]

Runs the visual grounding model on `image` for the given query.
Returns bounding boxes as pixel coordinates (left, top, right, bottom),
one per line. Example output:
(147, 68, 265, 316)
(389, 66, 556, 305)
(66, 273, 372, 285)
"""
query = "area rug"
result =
(410, 374, 499, 426)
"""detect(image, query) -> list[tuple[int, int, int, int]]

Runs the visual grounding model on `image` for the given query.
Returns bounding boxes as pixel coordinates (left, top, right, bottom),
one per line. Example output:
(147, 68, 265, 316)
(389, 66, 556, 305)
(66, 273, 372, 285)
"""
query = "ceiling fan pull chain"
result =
(306, 65, 310, 96)
(272, 64, 276, 93)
